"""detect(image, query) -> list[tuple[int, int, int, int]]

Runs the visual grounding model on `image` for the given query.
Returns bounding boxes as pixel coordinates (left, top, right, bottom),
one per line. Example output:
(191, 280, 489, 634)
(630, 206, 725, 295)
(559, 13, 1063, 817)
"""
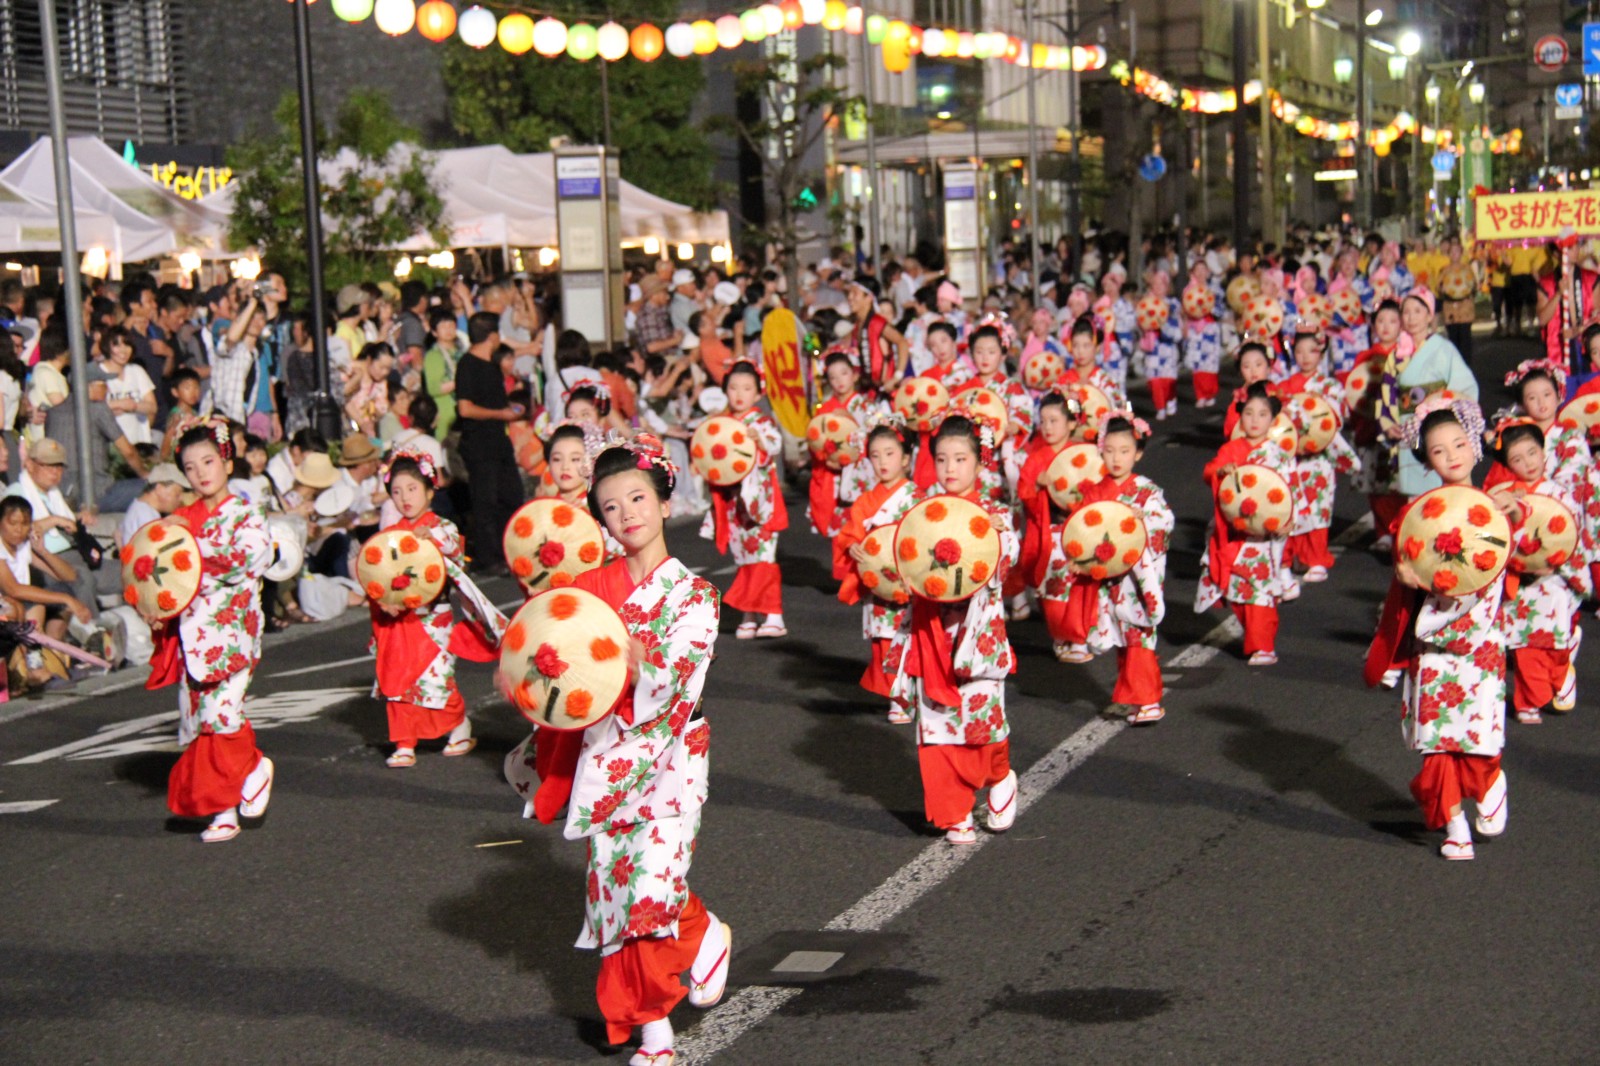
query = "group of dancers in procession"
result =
(119, 252, 1600, 1066)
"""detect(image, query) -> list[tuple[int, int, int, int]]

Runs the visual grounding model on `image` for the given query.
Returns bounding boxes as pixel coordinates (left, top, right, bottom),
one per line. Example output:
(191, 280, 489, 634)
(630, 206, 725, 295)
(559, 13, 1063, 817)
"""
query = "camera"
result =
(252, 280, 276, 299)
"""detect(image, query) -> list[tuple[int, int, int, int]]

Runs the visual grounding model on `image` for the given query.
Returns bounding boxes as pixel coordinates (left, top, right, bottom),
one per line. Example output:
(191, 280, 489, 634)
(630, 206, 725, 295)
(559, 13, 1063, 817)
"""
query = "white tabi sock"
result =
(241, 759, 270, 798)
(639, 1017, 673, 1052)
(764, 613, 785, 628)
(1444, 810, 1472, 844)
(447, 717, 473, 744)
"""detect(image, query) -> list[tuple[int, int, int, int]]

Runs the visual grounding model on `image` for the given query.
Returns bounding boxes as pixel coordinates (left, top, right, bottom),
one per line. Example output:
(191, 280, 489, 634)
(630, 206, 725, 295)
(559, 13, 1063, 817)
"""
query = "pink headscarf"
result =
(1404, 286, 1436, 316)
(1294, 266, 1318, 303)
(936, 281, 961, 309)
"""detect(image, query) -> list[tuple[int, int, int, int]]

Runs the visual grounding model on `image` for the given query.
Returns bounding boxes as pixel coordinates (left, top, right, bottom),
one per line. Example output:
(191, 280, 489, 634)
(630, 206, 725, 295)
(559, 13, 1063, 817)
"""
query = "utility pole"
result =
(292, 0, 341, 442)
(1066, 0, 1083, 276)
(1232, 0, 1250, 252)
(1024, 0, 1042, 307)
(37, 0, 95, 502)
(1356, 0, 1371, 226)
(857, 11, 881, 274)
(1258, 0, 1275, 245)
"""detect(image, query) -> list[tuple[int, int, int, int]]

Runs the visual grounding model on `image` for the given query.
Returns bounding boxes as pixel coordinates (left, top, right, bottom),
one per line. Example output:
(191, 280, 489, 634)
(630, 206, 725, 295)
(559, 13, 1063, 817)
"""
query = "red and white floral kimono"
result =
(1366, 537, 1509, 831)
(1499, 478, 1592, 713)
(1056, 363, 1127, 412)
(546, 558, 720, 1046)
(1282, 371, 1361, 571)
(701, 408, 788, 616)
(1055, 474, 1174, 706)
(911, 358, 976, 488)
(807, 390, 888, 537)
(835, 478, 918, 710)
(1196, 436, 1294, 656)
(953, 373, 1035, 502)
(893, 490, 1020, 829)
(1013, 437, 1063, 604)
(368, 512, 504, 748)
(1485, 416, 1600, 599)
(147, 495, 272, 818)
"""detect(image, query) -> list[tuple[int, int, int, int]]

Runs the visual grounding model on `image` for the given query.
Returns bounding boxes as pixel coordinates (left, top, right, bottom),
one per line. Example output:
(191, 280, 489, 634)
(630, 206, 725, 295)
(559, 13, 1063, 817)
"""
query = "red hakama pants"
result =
(1112, 643, 1162, 706)
(387, 689, 466, 747)
(862, 638, 899, 699)
(168, 721, 263, 818)
(1192, 371, 1220, 403)
(918, 740, 1011, 829)
(1284, 528, 1336, 570)
(1231, 603, 1279, 656)
(1511, 647, 1571, 711)
(596, 893, 711, 1045)
(1411, 752, 1503, 830)
(1369, 494, 1406, 538)
(725, 561, 783, 615)
(1149, 376, 1176, 411)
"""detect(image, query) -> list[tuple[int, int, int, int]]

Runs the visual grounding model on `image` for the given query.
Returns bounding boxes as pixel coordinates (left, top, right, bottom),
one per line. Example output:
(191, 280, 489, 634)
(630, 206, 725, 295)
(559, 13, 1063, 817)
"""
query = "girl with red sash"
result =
(911, 322, 973, 488)
(1365, 398, 1513, 861)
(519, 436, 728, 1066)
(951, 324, 1035, 509)
(1281, 333, 1361, 581)
(1348, 300, 1407, 548)
(1220, 342, 1276, 439)
(845, 276, 910, 393)
(1055, 413, 1174, 723)
(808, 353, 888, 538)
(144, 419, 274, 844)
(369, 450, 503, 768)
(893, 415, 1020, 845)
(700, 361, 789, 639)
(1022, 392, 1084, 650)
(1486, 418, 1590, 724)
(836, 423, 919, 723)
(1195, 384, 1294, 665)
(1059, 316, 1127, 409)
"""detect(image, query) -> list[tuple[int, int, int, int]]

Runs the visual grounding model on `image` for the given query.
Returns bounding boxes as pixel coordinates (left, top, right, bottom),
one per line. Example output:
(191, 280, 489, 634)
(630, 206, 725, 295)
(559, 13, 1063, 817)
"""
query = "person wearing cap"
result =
(630, 276, 682, 356)
(668, 268, 701, 336)
(845, 276, 909, 393)
(334, 284, 369, 380)
(116, 463, 190, 550)
(337, 433, 386, 536)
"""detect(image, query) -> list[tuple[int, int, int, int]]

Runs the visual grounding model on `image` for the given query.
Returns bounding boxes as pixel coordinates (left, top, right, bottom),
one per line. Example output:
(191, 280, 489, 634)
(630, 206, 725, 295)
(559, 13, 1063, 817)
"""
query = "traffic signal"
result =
(1503, 0, 1525, 46)
(792, 185, 819, 211)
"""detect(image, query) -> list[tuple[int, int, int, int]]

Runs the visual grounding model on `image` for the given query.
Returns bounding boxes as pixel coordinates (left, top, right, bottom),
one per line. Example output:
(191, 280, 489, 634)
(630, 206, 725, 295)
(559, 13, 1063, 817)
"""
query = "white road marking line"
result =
(267, 654, 375, 678)
(7, 711, 179, 766)
(679, 626, 1230, 1062)
(0, 799, 58, 814)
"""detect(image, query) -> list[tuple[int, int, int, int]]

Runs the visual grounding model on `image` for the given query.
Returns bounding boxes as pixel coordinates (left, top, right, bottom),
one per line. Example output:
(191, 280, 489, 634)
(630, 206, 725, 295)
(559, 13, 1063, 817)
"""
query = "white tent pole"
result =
(38, 4, 96, 504)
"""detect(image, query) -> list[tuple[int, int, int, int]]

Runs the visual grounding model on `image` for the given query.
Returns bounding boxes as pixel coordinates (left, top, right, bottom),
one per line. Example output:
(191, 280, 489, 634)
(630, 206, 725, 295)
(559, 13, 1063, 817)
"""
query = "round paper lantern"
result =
(740, 9, 767, 41)
(883, 32, 911, 73)
(665, 21, 695, 57)
(566, 22, 598, 60)
(331, 0, 375, 22)
(457, 4, 495, 47)
(597, 20, 629, 60)
(630, 22, 664, 61)
(497, 12, 534, 54)
(865, 13, 887, 42)
(781, 1, 804, 29)
(416, 1, 456, 41)
(923, 27, 947, 56)
(760, 4, 784, 35)
(692, 19, 718, 54)
(532, 17, 567, 56)
(373, 0, 416, 36)
(843, 5, 863, 33)
(822, 0, 847, 30)
(907, 26, 923, 54)
(800, 0, 825, 24)
(715, 14, 743, 49)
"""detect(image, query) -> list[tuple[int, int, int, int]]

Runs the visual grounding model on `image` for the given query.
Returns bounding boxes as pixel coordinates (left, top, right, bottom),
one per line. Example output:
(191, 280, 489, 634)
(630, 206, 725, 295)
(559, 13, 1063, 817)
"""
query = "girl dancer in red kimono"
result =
(1016, 390, 1078, 629)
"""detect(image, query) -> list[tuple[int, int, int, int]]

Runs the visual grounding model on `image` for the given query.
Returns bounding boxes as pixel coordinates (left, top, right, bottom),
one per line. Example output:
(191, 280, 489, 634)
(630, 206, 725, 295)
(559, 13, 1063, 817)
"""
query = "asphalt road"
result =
(2, 333, 1596, 1065)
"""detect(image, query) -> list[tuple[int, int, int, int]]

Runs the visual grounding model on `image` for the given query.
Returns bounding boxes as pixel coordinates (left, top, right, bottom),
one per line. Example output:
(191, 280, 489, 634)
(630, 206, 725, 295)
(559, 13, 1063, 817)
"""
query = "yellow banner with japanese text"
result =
(760, 308, 809, 439)
(1475, 190, 1600, 242)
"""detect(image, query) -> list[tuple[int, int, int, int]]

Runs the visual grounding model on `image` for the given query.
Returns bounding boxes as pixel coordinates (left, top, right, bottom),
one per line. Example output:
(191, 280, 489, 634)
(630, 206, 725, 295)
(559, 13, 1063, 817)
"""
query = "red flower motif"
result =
(391, 573, 412, 591)
(606, 757, 632, 783)
(609, 855, 637, 887)
(685, 722, 710, 756)
(1437, 681, 1467, 706)
(1094, 540, 1116, 563)
(933, 538, 962, 565)
(132, 555, 155, 581)
(963, 720, 992, 744)
(533, 642, 569, 678)
(1433, 528, 1464, 557)
(1471, 550, 1498, 572)
(590, 791, 622, 824)
(539, 540, 566, 568)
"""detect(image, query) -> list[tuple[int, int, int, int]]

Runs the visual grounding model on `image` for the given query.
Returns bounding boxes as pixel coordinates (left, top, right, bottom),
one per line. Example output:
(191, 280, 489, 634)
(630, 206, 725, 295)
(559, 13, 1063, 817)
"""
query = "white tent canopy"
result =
(0, 136, 229, 260)
(0, 178, 128, 256)
(204, 143, 729, 253)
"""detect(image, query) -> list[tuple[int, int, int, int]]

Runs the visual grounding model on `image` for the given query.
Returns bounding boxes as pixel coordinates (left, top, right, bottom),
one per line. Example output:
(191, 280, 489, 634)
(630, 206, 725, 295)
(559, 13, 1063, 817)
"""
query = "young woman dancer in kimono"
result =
(1196, 384, 1293, 665)
(148, 419, 274, 843)
(1366, 398, 1512, 861)
(894, 415, 1020, 845)
(1018, 391, 1078, 634)
(808, 352, 886, 538)
(1058, 413, 1174, 723)
(554, 435, 728, 1065)
(1282, 332, 1361, 582)
(836, 423, 919, 723)
(1221, 342, 1276, 439)
(369, 450, 501, 768)
(701, 360, 789, 639)
(1488, 419, 1591, 724)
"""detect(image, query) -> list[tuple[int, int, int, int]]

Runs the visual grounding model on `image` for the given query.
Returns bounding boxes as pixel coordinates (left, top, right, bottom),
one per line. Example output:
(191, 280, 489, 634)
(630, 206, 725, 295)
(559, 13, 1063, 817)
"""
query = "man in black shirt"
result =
(455, 310, 525, 571)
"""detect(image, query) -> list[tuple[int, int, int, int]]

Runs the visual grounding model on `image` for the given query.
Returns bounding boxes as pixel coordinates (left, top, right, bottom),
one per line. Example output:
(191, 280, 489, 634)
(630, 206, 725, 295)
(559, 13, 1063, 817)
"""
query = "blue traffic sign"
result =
(1432, 150, 1457, 173)
(1138, 154, 1167, 182)
(1556, 83, 1584, 109)
(1584, 22, 1600, 76)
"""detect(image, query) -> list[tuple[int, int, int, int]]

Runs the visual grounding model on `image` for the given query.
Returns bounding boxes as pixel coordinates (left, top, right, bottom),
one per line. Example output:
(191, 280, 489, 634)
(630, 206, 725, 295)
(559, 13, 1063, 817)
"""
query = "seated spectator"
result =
(266, 428, 329, 497)
(337, 433, 386, 540)
(24, 326, 71, 443)
(0, 496, 92, 646)
(387, 393, 446, 472)
(116, 463, 189, 549)
(91, 326, 157, 447)
(232, 434, 273, 509)
(344, 342, 394, 437)
(376, 379, 412, 446)
(4, 437, 116, 608)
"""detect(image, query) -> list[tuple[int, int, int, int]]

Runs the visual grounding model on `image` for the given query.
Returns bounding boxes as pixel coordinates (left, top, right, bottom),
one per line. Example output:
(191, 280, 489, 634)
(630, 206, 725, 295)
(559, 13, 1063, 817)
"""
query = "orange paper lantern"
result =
(630, 23, 664, 61)
(416, 0, 456, 41)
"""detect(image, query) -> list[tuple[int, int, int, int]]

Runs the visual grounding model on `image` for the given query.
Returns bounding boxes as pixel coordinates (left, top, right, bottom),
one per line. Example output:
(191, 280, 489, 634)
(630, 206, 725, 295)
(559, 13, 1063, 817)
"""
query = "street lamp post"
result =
(291, 0, 341, 442)
(1024, 0, 1042, 306)
(1397, 29, 1422, 234)
(1258, 0, 1275, 245)
(1355, 0, 1372, 227)
(1233, 0, 1251, 251)
(1424, 76, 1441, 224)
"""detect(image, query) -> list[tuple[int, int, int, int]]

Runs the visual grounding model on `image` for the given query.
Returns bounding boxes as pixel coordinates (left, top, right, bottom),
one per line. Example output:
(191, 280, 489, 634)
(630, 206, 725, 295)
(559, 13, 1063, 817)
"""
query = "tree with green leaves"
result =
(705, 48, 855, 301)
(226, 89, 445, 296)
(438, 0, 716, 211)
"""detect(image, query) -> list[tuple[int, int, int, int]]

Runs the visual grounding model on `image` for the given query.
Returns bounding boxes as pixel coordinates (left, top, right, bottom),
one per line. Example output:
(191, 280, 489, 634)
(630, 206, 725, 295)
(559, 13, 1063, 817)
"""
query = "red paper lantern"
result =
(781, 0, 803, 29)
